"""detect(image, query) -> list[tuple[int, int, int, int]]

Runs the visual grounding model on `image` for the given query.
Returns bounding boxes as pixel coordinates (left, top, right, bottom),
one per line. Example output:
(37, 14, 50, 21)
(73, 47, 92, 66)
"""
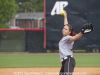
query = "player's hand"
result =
(63, 10, 67, 17)
(60, 10, 67, 17)
(81, 23, 93, 34)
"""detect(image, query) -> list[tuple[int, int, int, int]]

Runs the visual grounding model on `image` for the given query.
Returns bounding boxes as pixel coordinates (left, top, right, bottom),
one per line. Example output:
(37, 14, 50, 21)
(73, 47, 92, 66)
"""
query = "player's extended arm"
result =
(60, 10, 68, 25)
(69, 32, 83, 42)
(69, 23, 93, 42)
(63, 11, 68, 25)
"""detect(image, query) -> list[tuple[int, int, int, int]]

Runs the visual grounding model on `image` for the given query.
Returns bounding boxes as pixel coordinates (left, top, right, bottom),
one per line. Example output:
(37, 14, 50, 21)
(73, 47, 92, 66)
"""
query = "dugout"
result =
(0, 28, 45, 52)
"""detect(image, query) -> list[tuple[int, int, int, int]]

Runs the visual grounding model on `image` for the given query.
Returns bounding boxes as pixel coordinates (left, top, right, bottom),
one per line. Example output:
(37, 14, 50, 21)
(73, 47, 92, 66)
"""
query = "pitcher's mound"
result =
(0, 67, 100, 75)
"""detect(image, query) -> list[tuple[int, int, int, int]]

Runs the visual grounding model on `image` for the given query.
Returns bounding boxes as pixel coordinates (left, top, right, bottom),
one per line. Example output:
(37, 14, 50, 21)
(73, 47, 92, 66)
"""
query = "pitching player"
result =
(59, 10, 93, 75)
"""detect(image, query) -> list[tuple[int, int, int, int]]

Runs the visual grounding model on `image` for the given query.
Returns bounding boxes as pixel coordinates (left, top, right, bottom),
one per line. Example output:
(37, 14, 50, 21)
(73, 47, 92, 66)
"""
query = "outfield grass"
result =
(0, 53, 100, 68)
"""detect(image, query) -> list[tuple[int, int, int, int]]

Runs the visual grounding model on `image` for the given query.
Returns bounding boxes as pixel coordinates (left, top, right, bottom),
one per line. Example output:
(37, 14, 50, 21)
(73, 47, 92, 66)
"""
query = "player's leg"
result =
(64, 57, 75, 75)
(70, 58, 76, 72)
(59, 62, 64, 75)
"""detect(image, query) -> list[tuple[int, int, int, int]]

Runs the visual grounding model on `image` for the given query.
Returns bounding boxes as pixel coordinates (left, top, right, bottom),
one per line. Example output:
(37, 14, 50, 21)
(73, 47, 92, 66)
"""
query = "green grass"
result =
(74, 54, 100, 67)
(0, 53, 100, 68)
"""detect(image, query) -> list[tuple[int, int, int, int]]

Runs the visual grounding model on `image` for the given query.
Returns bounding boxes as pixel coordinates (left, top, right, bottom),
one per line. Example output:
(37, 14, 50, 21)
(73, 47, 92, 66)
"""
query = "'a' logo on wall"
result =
(51, 1, 68, 16)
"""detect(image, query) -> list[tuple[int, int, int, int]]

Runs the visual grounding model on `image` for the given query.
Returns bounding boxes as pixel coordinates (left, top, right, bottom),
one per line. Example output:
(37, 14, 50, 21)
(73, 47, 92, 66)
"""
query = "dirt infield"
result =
(0, 67, 100, 75)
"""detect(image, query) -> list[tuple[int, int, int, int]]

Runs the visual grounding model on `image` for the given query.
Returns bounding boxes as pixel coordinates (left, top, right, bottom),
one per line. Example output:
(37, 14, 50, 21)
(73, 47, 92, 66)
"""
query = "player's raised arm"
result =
(60, 10, 68, 25)
(64, 11, 68, 25)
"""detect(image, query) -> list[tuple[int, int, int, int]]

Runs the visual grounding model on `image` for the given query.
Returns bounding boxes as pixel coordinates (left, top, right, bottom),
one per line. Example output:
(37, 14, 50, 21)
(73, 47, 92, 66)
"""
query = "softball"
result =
(60, 10, 66, 15)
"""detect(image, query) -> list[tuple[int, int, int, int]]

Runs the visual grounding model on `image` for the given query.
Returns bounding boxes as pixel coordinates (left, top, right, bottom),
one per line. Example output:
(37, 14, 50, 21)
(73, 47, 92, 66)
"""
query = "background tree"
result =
(16, 0, 43, 13)
(0, 0, 18, 28)
(19, 1, 34, 13)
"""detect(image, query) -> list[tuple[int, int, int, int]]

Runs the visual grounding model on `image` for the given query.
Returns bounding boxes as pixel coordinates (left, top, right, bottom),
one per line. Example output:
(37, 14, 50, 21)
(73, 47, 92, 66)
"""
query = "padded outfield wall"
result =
(0, 29, 44, 52)
(45, 0, 100, 50)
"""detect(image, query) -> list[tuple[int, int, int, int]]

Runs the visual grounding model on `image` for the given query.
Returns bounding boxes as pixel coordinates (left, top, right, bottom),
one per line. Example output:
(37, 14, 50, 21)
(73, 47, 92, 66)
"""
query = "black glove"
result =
(81, 23, 93, 34)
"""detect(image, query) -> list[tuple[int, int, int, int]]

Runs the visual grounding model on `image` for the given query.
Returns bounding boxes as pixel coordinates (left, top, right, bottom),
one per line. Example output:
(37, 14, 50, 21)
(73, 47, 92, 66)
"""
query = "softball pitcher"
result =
(59, 10, 93, 75)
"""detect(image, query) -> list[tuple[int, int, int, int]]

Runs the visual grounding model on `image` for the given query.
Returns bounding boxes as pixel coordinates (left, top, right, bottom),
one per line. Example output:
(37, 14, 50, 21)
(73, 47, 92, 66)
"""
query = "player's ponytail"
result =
(70, 29, 75, 36)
